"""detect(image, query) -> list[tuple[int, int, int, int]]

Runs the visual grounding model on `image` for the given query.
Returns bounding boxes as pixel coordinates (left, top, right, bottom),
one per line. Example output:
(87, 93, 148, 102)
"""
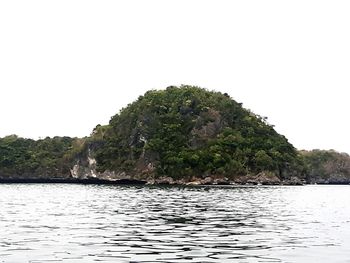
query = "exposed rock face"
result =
(190, 109, 224, 148)
(70, 146, 153, 184)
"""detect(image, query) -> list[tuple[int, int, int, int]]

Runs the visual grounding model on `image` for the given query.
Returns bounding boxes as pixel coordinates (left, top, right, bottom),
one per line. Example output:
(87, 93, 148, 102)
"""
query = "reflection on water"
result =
(1, 184, 350, 262)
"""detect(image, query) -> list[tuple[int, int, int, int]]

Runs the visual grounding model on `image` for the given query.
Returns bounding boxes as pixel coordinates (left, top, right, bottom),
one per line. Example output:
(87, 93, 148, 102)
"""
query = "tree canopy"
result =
(94, 85, 305, 179)
(0, 135, 78, 177)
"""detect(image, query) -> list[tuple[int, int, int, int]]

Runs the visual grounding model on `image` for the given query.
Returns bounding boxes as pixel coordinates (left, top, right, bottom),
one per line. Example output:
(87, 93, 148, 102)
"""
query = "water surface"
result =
(1, 184, 350, 262)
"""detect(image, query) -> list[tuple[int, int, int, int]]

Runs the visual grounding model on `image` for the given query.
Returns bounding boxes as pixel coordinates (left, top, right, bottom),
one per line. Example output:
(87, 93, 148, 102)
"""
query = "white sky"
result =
(0, 0, 349, 153)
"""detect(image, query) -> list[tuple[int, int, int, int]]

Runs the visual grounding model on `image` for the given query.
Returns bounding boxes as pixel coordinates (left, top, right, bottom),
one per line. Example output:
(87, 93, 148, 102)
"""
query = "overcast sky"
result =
(0, 0, 349, 153)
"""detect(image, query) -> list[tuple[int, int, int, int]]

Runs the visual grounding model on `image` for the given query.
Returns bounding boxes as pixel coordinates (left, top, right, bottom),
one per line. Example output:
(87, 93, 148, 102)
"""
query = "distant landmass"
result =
(1, 85, 349, 185)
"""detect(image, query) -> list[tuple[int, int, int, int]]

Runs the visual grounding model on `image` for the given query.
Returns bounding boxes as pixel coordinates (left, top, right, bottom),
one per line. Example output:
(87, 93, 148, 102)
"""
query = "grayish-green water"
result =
(1, 184, 350, 262)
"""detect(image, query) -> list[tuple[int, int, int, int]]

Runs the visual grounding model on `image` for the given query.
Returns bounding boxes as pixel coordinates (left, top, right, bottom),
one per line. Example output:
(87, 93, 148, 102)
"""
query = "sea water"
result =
(1, 184, 350, 262)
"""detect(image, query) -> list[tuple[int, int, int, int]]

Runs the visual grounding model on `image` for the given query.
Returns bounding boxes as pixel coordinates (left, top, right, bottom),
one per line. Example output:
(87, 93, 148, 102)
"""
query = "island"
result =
(1, 85, 349, 185)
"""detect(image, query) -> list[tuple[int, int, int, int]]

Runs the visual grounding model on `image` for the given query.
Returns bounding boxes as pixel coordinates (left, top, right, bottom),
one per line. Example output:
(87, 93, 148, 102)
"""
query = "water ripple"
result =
(0, 184, 350, 262)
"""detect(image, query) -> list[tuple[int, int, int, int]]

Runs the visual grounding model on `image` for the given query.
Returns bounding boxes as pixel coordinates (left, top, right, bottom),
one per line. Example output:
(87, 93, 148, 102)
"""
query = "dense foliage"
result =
(0, 135, 78, 177)
(301, 150, 350, 183)
(95, 85, 305, 179)
(4, 86, 350, 183)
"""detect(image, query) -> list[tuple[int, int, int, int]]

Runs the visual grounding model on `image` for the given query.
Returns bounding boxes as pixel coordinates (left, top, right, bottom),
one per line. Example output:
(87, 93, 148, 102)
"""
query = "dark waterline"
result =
(1, 184, 350, 262)
(0, 178, 147, 184)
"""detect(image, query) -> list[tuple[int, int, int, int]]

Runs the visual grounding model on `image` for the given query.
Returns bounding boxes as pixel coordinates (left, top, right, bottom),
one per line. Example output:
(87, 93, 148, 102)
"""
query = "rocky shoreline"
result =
(2, 173, 350, 185)
(0, 174, 304, 186)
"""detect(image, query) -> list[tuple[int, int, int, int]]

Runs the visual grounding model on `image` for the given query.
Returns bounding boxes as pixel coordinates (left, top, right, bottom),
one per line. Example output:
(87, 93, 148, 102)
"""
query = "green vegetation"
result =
(301, 150, 350, 183)
(5, 85, 349, 184)
(95, 85, 305, 180)
(0, 135, 78, 177)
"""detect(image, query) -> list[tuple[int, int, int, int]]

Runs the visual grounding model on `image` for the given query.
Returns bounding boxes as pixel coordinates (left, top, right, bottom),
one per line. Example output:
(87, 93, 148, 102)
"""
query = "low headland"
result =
(1, 86, 349, 185)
